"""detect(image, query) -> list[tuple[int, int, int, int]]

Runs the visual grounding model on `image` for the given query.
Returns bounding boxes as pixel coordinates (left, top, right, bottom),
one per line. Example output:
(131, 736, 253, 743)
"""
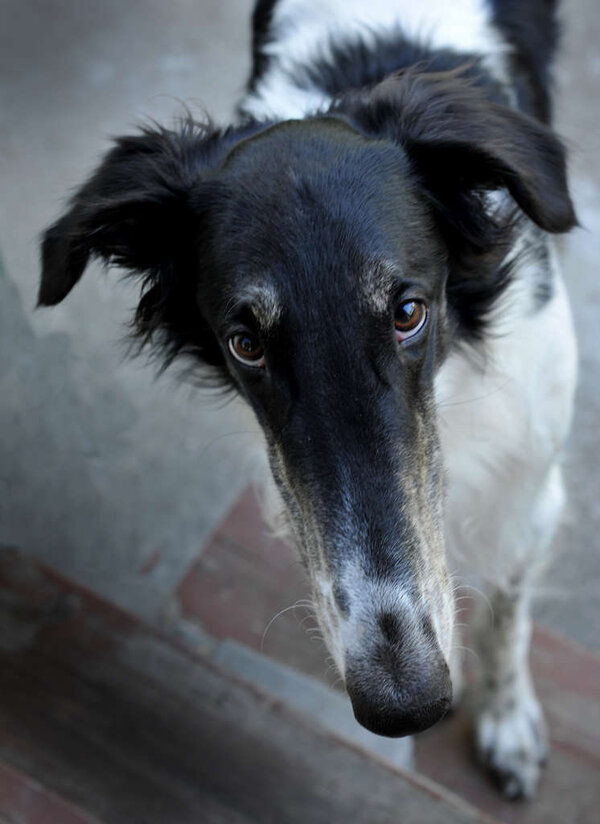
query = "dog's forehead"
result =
(226, 261, 400, 333)
(210, 118, 441, 325)
(222, 117, 391, 165)
(219, 117, 409, 199)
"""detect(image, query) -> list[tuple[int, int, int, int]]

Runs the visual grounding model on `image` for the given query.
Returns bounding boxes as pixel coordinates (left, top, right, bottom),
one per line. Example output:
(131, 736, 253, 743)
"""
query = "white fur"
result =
(436, 251, 577, 586)
(243, 76, 330, 121)
(434, 245, 576, 796)
(242, 0, 511, 120)
(476, 674, 548, 798)
(472, 586, 549, 798)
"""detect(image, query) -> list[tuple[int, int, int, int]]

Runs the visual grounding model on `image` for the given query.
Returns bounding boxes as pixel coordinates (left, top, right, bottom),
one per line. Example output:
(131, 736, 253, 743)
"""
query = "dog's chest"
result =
(434, 273, 577, 574)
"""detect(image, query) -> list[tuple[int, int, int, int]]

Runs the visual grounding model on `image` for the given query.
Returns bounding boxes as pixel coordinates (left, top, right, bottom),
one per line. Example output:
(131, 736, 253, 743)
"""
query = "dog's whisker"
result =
(436, 379, 512, 411)
(298, 613, 318, 629)
(197, 429, 262, 462)
(453, 583, 495, 622)
(261, 601, 308, 651)
(451, 644, 480, 664)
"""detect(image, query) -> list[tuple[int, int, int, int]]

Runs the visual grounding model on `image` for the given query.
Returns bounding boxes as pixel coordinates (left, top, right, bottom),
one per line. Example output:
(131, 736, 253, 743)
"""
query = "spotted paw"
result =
(475, 695, 548, 799)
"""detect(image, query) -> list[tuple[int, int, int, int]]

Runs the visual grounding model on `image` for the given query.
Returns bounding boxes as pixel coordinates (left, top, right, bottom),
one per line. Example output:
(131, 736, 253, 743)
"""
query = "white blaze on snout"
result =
(313, 557, 453, 679)
(261, 438, 454, 683)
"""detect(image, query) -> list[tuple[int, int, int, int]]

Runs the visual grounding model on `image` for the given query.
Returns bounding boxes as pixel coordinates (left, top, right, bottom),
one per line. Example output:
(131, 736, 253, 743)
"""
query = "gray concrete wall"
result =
(0, 1, 598, 646)
(0, 0, 258, 622)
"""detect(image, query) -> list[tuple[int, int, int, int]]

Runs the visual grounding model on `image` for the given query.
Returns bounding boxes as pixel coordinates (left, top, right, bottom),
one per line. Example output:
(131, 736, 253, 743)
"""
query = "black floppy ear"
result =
(39, 119, 271, 376)
(333, 69, 576, 242)
(39, 124, 216, 307)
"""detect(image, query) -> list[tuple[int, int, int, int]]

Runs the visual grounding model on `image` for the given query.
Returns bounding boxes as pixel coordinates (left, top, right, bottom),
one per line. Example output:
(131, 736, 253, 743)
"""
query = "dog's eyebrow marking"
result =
(227, 282, 282, 330)
(360, 261, 401, 313)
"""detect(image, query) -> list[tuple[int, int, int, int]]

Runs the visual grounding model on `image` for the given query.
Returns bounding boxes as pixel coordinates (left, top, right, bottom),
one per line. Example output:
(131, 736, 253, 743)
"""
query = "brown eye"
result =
(394, 300, 428, 341)
(228, 333, 265, 367)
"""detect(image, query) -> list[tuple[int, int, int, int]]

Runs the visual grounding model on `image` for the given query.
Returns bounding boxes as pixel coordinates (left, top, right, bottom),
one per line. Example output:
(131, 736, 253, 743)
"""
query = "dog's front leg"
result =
(472, 584, 547, 799)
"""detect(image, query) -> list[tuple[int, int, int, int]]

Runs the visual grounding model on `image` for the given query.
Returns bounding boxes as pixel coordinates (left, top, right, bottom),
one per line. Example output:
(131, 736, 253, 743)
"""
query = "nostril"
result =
(378, 611, 402, 643)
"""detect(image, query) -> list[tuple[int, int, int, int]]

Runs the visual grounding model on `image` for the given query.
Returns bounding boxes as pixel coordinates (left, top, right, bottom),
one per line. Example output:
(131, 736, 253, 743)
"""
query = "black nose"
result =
(346, 679, 451, 737)
(345, 644, 452, 737)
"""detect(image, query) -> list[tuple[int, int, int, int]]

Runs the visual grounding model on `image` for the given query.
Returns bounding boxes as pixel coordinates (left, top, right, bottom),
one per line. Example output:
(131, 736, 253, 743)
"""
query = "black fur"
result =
(39, 118, 268, 381)
(490, 0, 561, 123)
(248, 0, 280, 93)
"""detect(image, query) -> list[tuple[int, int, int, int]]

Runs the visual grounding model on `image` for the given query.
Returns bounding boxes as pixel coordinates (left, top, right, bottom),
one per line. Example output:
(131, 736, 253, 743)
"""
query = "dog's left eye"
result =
(395, 300, 428, 341)
(228, 333, 265, 367)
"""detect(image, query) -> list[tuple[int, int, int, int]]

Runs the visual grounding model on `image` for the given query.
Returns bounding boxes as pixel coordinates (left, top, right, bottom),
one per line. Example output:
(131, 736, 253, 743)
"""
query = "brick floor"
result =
(176, 487, 330, 682)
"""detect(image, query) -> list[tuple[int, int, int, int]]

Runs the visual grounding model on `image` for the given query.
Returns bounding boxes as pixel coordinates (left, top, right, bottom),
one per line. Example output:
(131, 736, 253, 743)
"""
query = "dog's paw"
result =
(475, 695, 548, 799)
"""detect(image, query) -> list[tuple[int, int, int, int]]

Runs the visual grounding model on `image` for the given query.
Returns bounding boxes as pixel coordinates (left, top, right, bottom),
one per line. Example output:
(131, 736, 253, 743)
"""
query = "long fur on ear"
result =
(38, 118, 266, 376)
(328, 68, 576, 339)
(330, 68, 576, 240)
(39, 120, 222, 307)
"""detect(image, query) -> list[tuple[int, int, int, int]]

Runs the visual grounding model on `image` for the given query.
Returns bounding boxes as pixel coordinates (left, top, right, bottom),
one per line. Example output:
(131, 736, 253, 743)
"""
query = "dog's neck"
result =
(240, 0, 513, 123)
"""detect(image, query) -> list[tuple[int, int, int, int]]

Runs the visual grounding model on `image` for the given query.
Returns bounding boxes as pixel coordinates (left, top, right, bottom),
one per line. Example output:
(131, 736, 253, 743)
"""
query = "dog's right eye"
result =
(228, 333, 265, 367)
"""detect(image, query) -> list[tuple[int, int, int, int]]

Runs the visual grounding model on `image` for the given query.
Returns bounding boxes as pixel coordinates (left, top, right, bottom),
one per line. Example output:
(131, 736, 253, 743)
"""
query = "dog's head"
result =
(39, 71, 574, 737)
